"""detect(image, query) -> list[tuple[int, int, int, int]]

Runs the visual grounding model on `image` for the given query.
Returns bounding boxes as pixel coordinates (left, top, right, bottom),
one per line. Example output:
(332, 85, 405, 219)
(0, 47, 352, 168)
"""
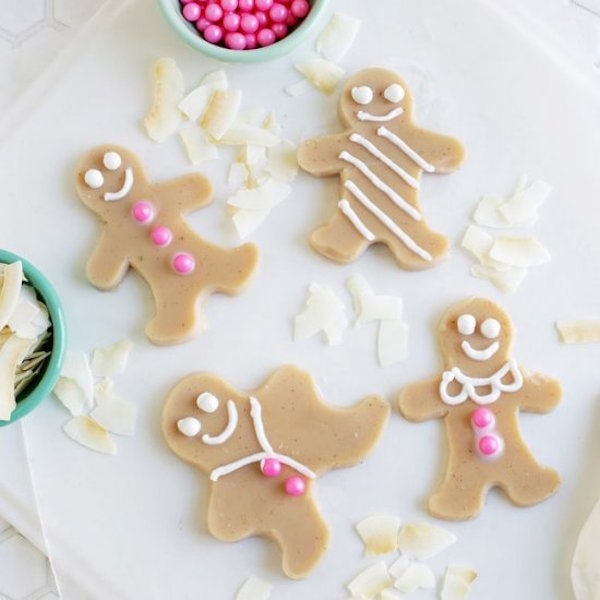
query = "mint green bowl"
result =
(158, 0, 330, 63)
(0, 250, 66, 426)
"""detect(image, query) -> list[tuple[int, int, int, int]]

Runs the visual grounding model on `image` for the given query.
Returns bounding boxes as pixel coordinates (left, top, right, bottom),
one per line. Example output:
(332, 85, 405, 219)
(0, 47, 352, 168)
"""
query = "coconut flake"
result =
(355, 515, 401, 556)
(347, 562, 392, 599)
(90, 383, 137, 437)
(178, 69, 228, 121)
(240, 145, 267, 166)
(236, 576, 273, 600)
(0, 262, 24, 332)
(295, 59, 345, 95)
(263, 112, 282, 137)
(346, 274, 403, 325)
(7, 292, 42, 339)
(446, 565, 477, 585)
(59, 352, 94, 408)
(499, 178, 551, 226)
(378, 320, 408, 367)
(441, 566, 478, 600)
(228, 163, 249, 188)
(285, 79, 314, 97)
(219, 124, 280, 147)
(572, 497, 600, 600)
(316, 13, 361, 63)
(397, 522, 457, 560)
(227, 178, 291, 212)
(294, 283, 348, 346)
(91, 340, 133, 378)
(53, 377, 89, 416)
(556, 319, 600, 344)
(0, 336, 36, 420)
(202, 89, 243, 141)
(144, 58, 184, 143)
(179, 128, 219, 165)
(470, 264, 527, 293)
(265, 141, 298, 182)
(63, 416, 117, 455)
(378, 590, 404, 600)
(488, 236, 551, 267)
(388, 555, 410, 579)
(393, 563, 435, 594)
(231, 209, 270, 239)
(473, 195, 510, 228)
(461, 225, 495, 264)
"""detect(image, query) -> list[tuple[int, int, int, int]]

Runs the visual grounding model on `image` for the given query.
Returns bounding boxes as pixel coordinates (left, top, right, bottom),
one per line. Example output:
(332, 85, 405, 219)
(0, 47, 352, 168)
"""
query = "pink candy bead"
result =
(245, 33, 258, 48)
(225, 32, 247, 49)
(172, 252, 196, 275)
(240, 13, 259, 33)
(284, 476, 305, 496)
(150, 226, 173, 248)
(223, 12, 241, 31)
(204, 24, 224, 43)
(269, 3, 288, 22)
(180, 0, 197, 4)
(261, 458, 282, 477)
(255, 0, 273, 9)
(478, 435, 500, 457)
(290, 0, 309, 17)
(182, 2, 202, 21)
(220, 0, 238, 10)
(471, 407, 495, 430)
(257, 27, 276, 46)
(272, 22, 287, 38)
(204, 2, 223, 21)
(286, 13, 297, 27)
(238, 0, 254, 10)
(255, 10, 268, 26)
(195, 16, 210, 31)
(131, 201, 154, 224)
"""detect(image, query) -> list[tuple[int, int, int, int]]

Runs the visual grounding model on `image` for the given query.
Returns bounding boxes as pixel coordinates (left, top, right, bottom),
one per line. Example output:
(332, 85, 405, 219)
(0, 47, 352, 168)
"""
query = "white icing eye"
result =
(197, 392, 219, 413)
(84, 169, 104, 189)
(384, 83, 405, 103)
(103, 151, 122, 171)
(351, 86, 374, 105)
(177, 417, 201, 437)
(457, 314, 476, 336)
(481, 318, 501, 339)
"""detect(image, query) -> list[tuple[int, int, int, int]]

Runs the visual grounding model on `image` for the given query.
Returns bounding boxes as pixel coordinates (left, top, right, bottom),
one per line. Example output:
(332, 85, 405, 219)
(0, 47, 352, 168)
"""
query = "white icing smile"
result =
(202, 399, 238, 446)
(461, 340, 500, 361)
(357, 106, 404, 122)
(104, 167, 134, 201)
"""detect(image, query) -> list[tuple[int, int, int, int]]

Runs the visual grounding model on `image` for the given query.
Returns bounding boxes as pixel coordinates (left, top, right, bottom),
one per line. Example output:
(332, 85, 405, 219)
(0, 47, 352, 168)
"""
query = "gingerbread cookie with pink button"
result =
(162, 365, 389, 578)
(398, 298, 561, 520)
(298, 68, 465, 269)
(75, 145, 259, 345)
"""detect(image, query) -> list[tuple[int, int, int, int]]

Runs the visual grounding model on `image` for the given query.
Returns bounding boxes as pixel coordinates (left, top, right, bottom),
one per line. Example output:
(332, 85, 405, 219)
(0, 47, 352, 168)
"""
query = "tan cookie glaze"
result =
(75, 145, 259, 345)
(162, 365, 389, 578)
(398, 298, 561, 520)
(298, 68, 465, 270)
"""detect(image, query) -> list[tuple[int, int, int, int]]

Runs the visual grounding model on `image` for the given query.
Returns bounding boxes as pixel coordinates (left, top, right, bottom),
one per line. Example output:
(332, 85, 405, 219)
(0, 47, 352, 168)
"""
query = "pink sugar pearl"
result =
(195, 16, 210, 31)
(290, 0, 309, 17)
(284, 476, 305, 496)
(245, 33, 257, 48)
(255, 0, 273, 10)
(204, 24, 223, 43)
(225, 31, 246, 49)
(223, 12, 241, 31)
(269, 3, 288, 22)
(150, 226, 173, 248)
(272, 22, 287, 38)
(471, 407, 495, 430)
(131, 201, 154, 224)
(286, 13, 297, 27)
(478, 434, 500, 457)
(240, 13, 259, 33)
(180, 0, 197, 4)
(220, 0, 238, 10)
(261, 458, 282, 478)
(238, 0, 254, 10)
(182, 2, 202, 21)
(257, 27, 276, 46)
(172, 252, 196, 275)
(255, 10, 268, 26)
(204, 2, 223, 21)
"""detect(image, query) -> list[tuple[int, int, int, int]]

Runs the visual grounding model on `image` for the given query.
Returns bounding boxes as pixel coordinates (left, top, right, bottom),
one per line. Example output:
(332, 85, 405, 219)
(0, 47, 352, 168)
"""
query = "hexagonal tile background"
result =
(0, 0, 67, 48)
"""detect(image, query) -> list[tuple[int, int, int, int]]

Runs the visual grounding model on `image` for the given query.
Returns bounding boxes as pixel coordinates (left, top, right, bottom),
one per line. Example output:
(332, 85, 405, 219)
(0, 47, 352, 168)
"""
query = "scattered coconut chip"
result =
(228, 178, 291, 212)
(388, 555, 410, 579)
(63, 416, 117, 455)
(263, 112, 282, 137)
(393, 563, 435, 594)
(178, 69, 228, 121)
(473, 195, 509, 229)
(7, 292, 41, 339)
(53, 377, 89, 416)
(346, 274, 404, 325)
(235, 107, 266, 127)
(488, 236, 551, 268)
(556, 319, 600, 344)
(0, 336, 36, 420)
(461, 225, 496, 265)
(265, 141, 298, 182)
(295, 59, 345, 95)
(284, 79, 314, 97)
(378, 320, 408, 367)
(294, 283, 348, 346)
(231, 209, 271, 239)
(316, 13, 361, 63)
(446, 565, 478, 585)
(347, 562, 392, 599)
(397, 522, 457, 560)
(229, 162, 249, 188)
(202, 88, 243, 141)
(355, 515, 401, 556)
(378, 590, 404, 600)
(441, 566, 477, 600)
(201, 69, 229, 89)
(219, 124, 280, 147)
(90, 385, 137, 437)
(91, 339, 134, 377)
(179, 127, 219, 165)
(572, 497, 600, 600)
(240, 145, 267, 166)
(144, 58, 184, 143)
(236, 576, 273, 600)
(0, 261, 24, 332)
(60, 352, 94, 407)
(470, 264, 527, 293)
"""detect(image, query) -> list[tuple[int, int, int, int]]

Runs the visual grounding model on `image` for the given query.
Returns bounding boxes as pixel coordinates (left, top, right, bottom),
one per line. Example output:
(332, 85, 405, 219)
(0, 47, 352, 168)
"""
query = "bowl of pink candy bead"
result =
(158, 0, 329, 62)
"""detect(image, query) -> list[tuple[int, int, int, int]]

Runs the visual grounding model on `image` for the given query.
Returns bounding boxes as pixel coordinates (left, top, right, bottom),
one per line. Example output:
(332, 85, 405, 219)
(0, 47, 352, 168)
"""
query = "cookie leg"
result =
(385, 227, 449, 271)
(428, 468, 488, 520)
(310, 209, 370, 263)
(500, 461, 560, 507)
(211, 242, 259, 294)
(146, 284, 200, 345)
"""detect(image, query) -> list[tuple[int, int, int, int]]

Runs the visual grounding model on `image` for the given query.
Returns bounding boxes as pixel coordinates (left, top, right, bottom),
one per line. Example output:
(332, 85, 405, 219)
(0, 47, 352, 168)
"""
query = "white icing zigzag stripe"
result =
(439, 359, 523, 406)
(357, 107, 404, 122)
(338, 199, 375, 241)
(344, 180, 433, 262)
(349, 133, 419, 189)
(377, 127, 435, 173)
(339, 151, 422, 221)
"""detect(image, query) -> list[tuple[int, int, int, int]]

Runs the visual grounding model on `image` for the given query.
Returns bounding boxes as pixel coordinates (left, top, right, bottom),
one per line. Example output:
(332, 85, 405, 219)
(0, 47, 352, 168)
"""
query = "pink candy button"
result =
(150, 226, 173, 248)
(131, 201, 154, 224)
(284, 475, 305, 496)
(172, 252, 196, 275)
(478, 435, 501, 457)
(471, 407, 495, 430)
(261, 458, 282, 478)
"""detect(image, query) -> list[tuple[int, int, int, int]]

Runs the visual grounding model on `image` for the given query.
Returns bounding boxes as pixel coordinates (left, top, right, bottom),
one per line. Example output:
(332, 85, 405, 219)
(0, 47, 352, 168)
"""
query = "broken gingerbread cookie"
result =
(162, 365, 389, 578)
(75, 145, 259, 345)
(398, 298, 561, 520)
(298, 67, 465, 269)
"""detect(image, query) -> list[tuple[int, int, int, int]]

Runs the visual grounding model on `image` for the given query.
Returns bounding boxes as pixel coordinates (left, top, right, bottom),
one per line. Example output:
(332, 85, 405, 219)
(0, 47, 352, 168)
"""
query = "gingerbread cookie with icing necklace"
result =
(162, 365, 389, 578)
(398, 298, 561, 520)
(75, 145, 259, 345)
(298, 68, 465, 270)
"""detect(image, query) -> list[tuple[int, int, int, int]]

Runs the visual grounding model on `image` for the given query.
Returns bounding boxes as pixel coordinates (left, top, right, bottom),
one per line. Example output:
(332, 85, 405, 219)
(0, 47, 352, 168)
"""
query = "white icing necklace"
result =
(209, 397, 316, 482)
(439, 358, 523, 406)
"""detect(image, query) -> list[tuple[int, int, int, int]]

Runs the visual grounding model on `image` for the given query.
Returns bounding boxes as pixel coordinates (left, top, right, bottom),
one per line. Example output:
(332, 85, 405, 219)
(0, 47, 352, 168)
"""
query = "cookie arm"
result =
(518, 372, 562, 413)
(398, 376, 448, 422)
(85, 232, 129, 289)
(152, 174, 213, 213)
(410, 128, 466, 174)
(297, 133, 349, 176)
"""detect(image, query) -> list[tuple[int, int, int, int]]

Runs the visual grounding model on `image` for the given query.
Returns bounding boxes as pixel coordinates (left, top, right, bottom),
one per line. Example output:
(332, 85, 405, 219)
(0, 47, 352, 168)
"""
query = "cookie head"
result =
(439, 298, 513, 375)
(339, 68, 412, 127)
(75, 145, 147, 214)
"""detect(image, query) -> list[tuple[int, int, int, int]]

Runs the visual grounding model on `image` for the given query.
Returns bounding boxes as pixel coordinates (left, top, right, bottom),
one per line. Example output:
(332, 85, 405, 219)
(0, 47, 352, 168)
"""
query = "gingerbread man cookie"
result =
(75, 145, 259, 345)
(162, 365, 389, 578)
(398, 298, 561, 520)
(298, 68, 465, 269)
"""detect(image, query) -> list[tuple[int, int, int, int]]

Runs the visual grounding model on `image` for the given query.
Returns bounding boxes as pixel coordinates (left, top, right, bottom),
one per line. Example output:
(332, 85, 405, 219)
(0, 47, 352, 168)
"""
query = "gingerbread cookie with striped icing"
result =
(298, 68, 465, 269)
(75, 145, 259, 345)
(398, 298, 561, 520)
(162, 365, 389, 578)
